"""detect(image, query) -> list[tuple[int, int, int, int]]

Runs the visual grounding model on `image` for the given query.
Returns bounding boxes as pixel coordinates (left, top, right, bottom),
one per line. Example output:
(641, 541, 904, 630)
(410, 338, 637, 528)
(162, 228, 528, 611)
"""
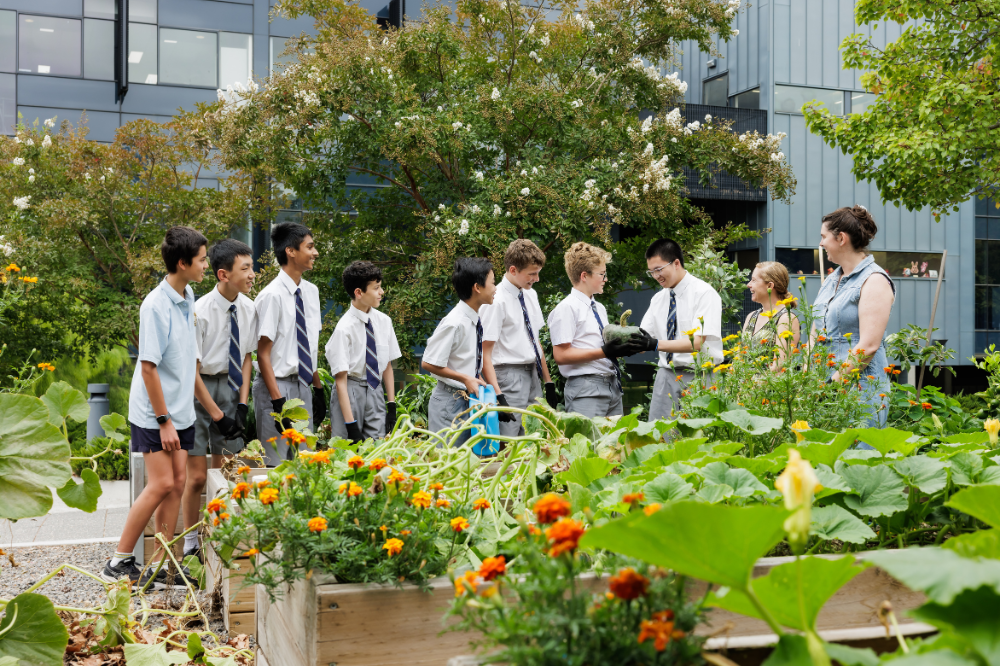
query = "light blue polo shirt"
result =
(129, 278, 198, 430)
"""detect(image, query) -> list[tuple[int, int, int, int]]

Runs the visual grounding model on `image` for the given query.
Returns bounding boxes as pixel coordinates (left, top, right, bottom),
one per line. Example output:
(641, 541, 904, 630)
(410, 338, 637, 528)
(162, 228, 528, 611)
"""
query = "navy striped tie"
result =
(227, 304, 242, 392)
(665, 289, 677, 365)
(518, 292, 545, 379)
(294, 288, 312, 385)
(364, 319, 380, 390)
(475, 320, 483, 379)
(591, 300, 622, 394)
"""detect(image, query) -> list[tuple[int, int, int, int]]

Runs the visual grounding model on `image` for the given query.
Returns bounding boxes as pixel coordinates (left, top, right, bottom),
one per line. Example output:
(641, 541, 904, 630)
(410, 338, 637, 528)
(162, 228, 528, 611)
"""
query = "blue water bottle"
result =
(470, 385, 501, 456)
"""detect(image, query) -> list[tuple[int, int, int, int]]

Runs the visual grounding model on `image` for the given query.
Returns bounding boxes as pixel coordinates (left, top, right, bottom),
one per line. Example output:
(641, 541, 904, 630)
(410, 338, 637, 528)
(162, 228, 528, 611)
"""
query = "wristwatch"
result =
(156, 413, 171, 425)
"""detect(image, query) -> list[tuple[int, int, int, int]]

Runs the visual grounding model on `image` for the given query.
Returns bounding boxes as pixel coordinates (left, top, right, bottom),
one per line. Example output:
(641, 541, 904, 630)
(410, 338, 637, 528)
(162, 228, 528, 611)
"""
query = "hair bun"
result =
(851, 205, 878, 243)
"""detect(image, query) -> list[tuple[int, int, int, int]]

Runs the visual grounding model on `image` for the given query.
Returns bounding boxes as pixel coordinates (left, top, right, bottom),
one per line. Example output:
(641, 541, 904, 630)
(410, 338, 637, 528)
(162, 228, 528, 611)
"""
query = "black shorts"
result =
(130, 423, 196, 454)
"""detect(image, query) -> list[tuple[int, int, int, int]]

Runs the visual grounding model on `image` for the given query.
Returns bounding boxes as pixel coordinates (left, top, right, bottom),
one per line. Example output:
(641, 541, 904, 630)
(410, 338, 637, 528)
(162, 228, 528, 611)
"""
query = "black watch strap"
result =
(156, 413, 171, 425)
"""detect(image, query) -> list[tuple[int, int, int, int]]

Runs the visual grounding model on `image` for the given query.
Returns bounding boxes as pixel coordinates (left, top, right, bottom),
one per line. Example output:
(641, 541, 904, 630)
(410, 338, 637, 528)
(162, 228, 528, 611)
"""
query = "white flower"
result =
(84, 172, 91, 180)
(671, 137, 678, 143)
(528, 24, 535, 34)
(12, 157, 23, 166)
(395, 121, 401, 128)
(584, 179, 596, 189)
(28, 175, 34, 183)
(107, 167, 113, 174)
(439, 203, 446, 211)
(505, 211, 511, 217)
(540, 33, 550, 47)
(28, 168, 34, 174)
(640, 116, 653, 133)
(376, 110, 382, 117)
(100, 175, 105, 182)
(475, 171, 484, 181)
(771, 152, 784, 162)
(12, 195, 30, 210)
(471, 204, 481, 214)
(491, 88, 501, 101)
(493, 204, 502, 217)
(520, 187, 530, 196)
(437, 105, 444, 112)
(453, 121, 464, 130)
(44, 117, 56, 128)
(532, 167, 538, 175)
(0, 236, 13, 256)
(643, 142, 654, 156)
(13, 136, 20, 144)
(571, 99, 583, 108)
(41, 135, 52, 148)
(705, 114, 712, 122)
(24, 139, 34, 146)
(520, 169, 528, 176)
(732, 29, 739, 36)
(458, 219, 470, 235)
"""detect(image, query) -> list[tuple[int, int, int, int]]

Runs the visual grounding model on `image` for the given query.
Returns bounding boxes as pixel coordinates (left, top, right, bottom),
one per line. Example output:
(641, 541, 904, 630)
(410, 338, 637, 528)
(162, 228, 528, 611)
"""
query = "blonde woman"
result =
(743, 261, 800, 364)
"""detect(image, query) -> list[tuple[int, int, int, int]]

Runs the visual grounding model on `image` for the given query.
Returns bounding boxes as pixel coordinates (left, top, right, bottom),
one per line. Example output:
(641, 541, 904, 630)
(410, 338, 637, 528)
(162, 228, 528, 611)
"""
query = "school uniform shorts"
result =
(130, 423, 195, 454)
(252, 375, 314, 466)
(494, 363, 542, 437)
(330, 375, 388, 441)
(428, 382, 471, 447)
(648, 367, 695, 422)
(192, 374, 245, 457)
(563, 374, 623, 419)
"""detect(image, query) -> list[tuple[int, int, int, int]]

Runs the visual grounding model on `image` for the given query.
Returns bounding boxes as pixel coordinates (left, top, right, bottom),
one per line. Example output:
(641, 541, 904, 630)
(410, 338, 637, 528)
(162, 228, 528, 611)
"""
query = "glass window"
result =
(0, 73, 14, 135)
(775, 248, 943, 278)
(18, 15, 82, 77)
(219, 33, 252, 90)
(130, 0, 157, 24)
(977, 196, 1000, 218)
(84, 19, 114, 80)
(359, 0, 401, 28)
(850, 92, 877, 114)
(0, 11, 15, 73)
(160, 28, 217, 88)
(774, 84, 843, 115)
(703, 73, 728, 106)
(128, 23, 157, 84)
(731, 87, 759, 109)
(270, 36, 295, 71)
(84, 0, 116, 19)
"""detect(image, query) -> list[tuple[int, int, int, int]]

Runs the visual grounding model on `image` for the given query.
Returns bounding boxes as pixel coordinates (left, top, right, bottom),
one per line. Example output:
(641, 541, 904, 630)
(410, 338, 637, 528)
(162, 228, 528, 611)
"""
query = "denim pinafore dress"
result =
(813, 255, 896, 428)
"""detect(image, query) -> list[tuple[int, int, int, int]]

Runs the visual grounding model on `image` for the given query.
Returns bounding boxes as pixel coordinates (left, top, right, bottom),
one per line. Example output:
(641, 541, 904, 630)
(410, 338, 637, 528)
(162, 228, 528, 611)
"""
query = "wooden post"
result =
(917, 250, 948, 395)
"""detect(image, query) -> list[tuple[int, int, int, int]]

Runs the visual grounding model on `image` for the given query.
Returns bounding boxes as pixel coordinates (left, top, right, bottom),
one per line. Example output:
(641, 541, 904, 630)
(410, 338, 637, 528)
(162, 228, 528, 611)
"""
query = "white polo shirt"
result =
(253, 269, 322, 380)
(422, 300, 481, 390)
(480, 276, 545, 366)
(325, 303, 401, 380)
(195, 286, 257, 375)
(640, 271, 724, 368)
(547, 288, 615, 377)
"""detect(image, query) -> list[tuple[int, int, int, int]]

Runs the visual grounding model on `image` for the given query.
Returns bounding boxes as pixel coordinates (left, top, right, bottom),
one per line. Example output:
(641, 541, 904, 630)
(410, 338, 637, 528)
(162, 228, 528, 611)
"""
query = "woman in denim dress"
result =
(813, 206, 896, 429)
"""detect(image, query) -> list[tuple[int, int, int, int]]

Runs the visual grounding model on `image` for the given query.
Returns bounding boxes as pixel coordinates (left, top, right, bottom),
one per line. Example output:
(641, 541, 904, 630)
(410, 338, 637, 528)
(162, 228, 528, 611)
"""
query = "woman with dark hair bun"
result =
(813, 205, 896, 432)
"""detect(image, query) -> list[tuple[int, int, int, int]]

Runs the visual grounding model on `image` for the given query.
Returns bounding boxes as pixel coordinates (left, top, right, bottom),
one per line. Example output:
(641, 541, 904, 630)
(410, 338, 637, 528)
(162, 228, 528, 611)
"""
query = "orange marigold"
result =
(309, 450, 332, 464)
(410, 491, 432, 509)
(436, 498, 451, 509)
(545, 518, 586, 557)
(638, 610, 684, 652)
(622, 492, 644, 505)
(609, 567, 650, 601)
(454, 570, 478, 597)
(533, 493, 571, 524)
(259, 488, 279, 505)
(400, 530, 412, 536)
(893, 369, 901, 375)
(473, 498, 491, 511)
(256, 480, 270, 488)
(308, 516, 327, 533)
(282, 428, 306, 444)
(232, 482, 251, 499)
(478, 555, 506, 582)
(219, 512, 230, 521)
(383, 538, 404, 557)
(643, 503, 662, 516)
(369, 458, 387, 472)
(921, 402, 933, 410)
(244, 548, 259, 557)
(388, 470, 407, 484)
(429, 483, 444, 491)
(237, 465, 251, 475)
(212, 517, 220, 527)
(347, 482, 363, 497)
(450, 516, 470, 532)
(347, 455, 365, 470)
(206, 498, 226, 514)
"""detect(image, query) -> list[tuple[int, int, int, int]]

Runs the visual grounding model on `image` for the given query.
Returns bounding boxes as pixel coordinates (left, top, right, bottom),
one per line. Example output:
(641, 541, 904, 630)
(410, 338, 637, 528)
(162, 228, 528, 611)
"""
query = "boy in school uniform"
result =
(639, 238, 723, 421)
(102, 226, 208, 587)
(325, 260, 401, 443)
(181, 239, 256, 561)
(547, 242, 646, 418)
(253, 222, 326, 465)
(421, 257, 496, 445)
(480, 239, 556, 436)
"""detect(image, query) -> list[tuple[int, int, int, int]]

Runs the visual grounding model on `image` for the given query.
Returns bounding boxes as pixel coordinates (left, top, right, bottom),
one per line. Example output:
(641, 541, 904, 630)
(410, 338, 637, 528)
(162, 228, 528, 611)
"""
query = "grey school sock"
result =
(183, 533, 199, 551)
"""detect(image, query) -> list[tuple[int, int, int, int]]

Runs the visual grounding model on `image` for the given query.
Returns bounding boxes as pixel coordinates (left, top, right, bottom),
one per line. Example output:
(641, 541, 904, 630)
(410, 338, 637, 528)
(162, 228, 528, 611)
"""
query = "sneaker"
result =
(101, 557, 164, 590)
(183, 545, 202, 563)
(158, 563, 199, 590)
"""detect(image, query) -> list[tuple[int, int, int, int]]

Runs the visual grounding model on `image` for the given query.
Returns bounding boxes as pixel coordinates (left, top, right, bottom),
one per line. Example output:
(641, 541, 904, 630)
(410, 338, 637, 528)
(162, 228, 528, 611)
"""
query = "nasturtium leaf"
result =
(41, 381, 89, 428)
(948, 452, 984, 486)
(726, 455, 783, 476)
(943, 530, 1000, 560)
(100, 412, 128, 435)
(0, 394, 72, 520)
(840, 464, 908, 518)
(700, 462, 768, 497)
(892, 455, 949, 495)
(56, 468, 102, 513)
(908, 586, 1000, 664)
(695, 483, 734, 503)
(717, 409, 783, 436)
(642, 472, 694, 504)
(823, 643, 879, 666)
(863, 546, 1000, 605)
(0, 593, 69, 666)
(122, 643, 191, 666)
(946, 485, 1000, 528)
(556, 456, 614, 487)
(580, 502, 790, 590)
(810, 505, 876, 544)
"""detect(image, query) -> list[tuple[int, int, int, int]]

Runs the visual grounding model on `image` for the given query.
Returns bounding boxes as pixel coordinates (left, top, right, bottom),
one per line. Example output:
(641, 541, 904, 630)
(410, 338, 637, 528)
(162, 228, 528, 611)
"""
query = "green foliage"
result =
(0, 393, 72, 519)
(0, 593, 69, 666)
(70, 437, 129, 480)
(56, 467, 102, 513)
(685, 239, 750, 325)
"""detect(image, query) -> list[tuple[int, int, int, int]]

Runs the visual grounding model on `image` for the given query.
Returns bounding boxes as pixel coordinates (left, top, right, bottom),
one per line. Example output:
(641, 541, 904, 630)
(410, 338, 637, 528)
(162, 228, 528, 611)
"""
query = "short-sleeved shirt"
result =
(325, 303, 401, 379)
(640, 271, 723, 368)
(422, 301, 481, 390)
(547, 289, 615, 377)
(480, 276, 545, 365)
(195, 287, 257, 375)
(129, 278, 198, 429)
(253, 269, 321, 379)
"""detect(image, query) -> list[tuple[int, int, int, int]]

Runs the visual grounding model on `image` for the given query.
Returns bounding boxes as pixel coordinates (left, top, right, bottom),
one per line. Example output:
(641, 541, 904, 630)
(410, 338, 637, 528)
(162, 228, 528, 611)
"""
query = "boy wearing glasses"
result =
(640, 238, 723, 421)
(547, 242, 646, 417)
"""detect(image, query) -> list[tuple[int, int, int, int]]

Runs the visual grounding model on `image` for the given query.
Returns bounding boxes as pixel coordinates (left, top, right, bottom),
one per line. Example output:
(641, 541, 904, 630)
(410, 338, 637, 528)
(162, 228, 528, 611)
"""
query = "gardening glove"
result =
(385, 401, 397, 435)
(634, 328, 659, 352)
(601, 337, 637, 360)
(213, 413, 242, 440)
(496, 394, 516, 423)
(545, 382, 558, 408)
(271, 396, 292, 434)
(345, 420, 364, 444)
(312, 386, 327, 426)
(235, 403, 249, 435)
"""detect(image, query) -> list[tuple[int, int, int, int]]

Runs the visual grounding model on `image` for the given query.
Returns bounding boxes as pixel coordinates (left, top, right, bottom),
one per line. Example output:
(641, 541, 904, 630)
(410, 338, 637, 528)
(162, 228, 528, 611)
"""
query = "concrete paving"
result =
(1, 480, 131, 547)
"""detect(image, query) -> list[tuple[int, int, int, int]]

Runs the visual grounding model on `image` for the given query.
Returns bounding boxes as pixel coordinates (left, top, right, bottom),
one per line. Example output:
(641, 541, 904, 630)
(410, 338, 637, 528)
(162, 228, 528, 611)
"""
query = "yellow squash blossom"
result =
(790, 420, 810, 443)
(985, 418, 1000, 446)
(775, 450, 821, 555)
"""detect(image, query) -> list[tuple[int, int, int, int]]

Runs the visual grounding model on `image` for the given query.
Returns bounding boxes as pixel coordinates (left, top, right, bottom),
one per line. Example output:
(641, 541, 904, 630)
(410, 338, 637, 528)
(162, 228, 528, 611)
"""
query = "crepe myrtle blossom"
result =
(540, 32, 550, 46)
(520, 187, 530, 196)
(770, 152, 784, 162)
(571, 99, 583, 108)
(12, 157, 23, 166)
(491, 88, 501, 101)
(458, 219, 470, 235)
(493, 204, 502, 217)
(453, 121, 464, 130)
(13, 196, 31, 211)
(44, 117, 56, 128)
(41, 135, 52, 148)
(474, 171, 484, 181)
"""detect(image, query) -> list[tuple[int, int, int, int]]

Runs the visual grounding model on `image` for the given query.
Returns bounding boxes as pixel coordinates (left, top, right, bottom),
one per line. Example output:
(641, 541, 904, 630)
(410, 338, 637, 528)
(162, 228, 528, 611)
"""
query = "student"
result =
(480, 239, 556, 436)
(102, 226, 207, 586)
(639, 238, 723, 421)
(547, 242, 645, 418)
(181, 239, 256, 562)
(421, 257, 496, 445)
(325, 260, 401, 443)
(253, 222, 326, 465)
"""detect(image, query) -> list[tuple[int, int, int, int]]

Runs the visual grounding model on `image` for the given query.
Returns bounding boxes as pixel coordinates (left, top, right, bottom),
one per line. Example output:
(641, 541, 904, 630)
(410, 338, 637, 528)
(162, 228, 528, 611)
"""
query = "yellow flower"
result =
(798, 276, 807, 283)
(701, 361, 714, 369)
(790, 420, 810, 443)
(721, 334, 740, 343)
(774, 450, 822, 555)
(5, 263, 19, 272)
(779, 330, 794, 340)
(682, 328, 699, 337)
(18, 276, 37, 283)
(985, 418, 1000, 446)
(712, 363, 731, 373)
(760, 309, 778, 318)
(776, 295, 798, 306)
(844, 332, 853, 339)
(383, 538, 404, 557)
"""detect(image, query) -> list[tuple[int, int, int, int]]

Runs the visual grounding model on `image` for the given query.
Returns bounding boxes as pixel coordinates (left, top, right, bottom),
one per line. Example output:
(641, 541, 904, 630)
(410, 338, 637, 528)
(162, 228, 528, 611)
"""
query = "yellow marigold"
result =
(259, 488, 279, 505)
(344, 482, 363, 497)
(776, 295, 798, 306)
(450, 516, 470, 532)
(779, 330, 794, 340)
(284, 474, 296, 482)
(760, 309, 778, 318)
(309, 450, 332, 464)
(244, 548, 259, 557)
(436, 498, 451, 509)
(347, 455, 365, 470)
(282, 428, 306, 444)
(231, 482, 251, 499)
(219, 512, 230, 521)
(454, 570, 478, 597)
(429, 482, 444, 491)
(368, 458, 387, 472)
(473, 498, 491, 511)
(5, 263, 19, 272)
(256, 480, 270, 488)
(308, 516, 327, 533)
(410, 491, 432, 509)
(383, 538, 404, 557)
(701, 361, 714, 369)
(643, 503, 662, 516)
(712, 363, 731, 373)
(19, 276, 38, 283)
(721, 333, 739, 343)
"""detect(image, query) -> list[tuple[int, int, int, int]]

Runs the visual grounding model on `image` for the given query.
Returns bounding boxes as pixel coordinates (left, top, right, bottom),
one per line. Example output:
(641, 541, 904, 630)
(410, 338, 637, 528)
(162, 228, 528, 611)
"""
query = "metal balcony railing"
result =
(680, 104, 768, 202)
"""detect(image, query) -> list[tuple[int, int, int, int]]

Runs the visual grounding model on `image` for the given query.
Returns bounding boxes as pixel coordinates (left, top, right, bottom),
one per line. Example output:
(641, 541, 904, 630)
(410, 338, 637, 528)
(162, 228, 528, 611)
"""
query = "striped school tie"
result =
(294, 288, 313, 385)
(591, 300, 622, 394)
(227, 304, 242, 392)
(518, 292, 545, 379)
(364, 319, 380, 390)
(665, 289, 677, 365)
(475, 319, 483, 379)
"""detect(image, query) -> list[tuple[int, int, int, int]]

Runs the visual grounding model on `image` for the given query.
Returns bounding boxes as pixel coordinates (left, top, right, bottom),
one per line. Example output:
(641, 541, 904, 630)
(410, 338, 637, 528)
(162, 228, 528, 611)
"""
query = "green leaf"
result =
(206, 657, 238, 666)
(580, 502, 790, 590)
(0, 394, 72, 520)
(695, 483, 734, 503)
(852, 427, 918, 456)
(41, 381, 89, 428)
(823, 643, 879, 666)
(55, 468, 102, 513)
(727, 455, 784, 476)
(717, 409, 784, 436)
(184, 555, 206, 590)
(0, 657, 19, 666)
(810, 505, 876, 544)
(0, 593, 69, 666)
(642, 472, 694, 504)
(946, 485, 1000, 528)
(555, 457, 614, 487)
(892, 455, 949, 495)
(875, 651, 977, 665)
(700, 462, 769, 498)
(557, 413, 601, 442)
(840, 464, 908, 518)
(943, 530, 1000, 559)
(675, 417, 720, 436)
(99, 412, 128, 435)
(122, 643, 191, 666)
(795, 429, 858, 468)
(863, 546, 1000, 604)
(760, 635, 812, 666)
(567, 482, 594, 515)
(909, 586, 1000, 664)
(948, 452, 984, 486)
(186, 633, 205, 661)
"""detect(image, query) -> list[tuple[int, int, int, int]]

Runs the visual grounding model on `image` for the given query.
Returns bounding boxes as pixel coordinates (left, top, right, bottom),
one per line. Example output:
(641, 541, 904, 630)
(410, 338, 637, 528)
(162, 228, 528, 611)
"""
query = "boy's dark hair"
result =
(452, 257, 493, 301)
(271, 222, 312, 266)
(645, 238, 685, 267)
(162, 226, 207, 273)
(209, 239, 253, 277)
(343, 260, 383, 299)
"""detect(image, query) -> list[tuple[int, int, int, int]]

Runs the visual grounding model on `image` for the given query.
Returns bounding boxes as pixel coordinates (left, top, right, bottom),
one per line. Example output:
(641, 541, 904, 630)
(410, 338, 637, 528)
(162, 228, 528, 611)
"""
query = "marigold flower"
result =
(533, 493, 571, 524)
(5, 263, 19, 272)
(985, 418, 1000, 445)
(545, 518, 586, 557)
(347, 455, 365, 470)
(232, 482, 251, 499)
(207, 498, 226, 514)
(775, 450, 821, 555)
(682, 327, 699, 336)
(256, 480, 270, 488)
(400, 530, 412, 536)
(454, 570, 478, 597)
(709, 385, 717, 391)
(701, 361, 714, 369)
(339, 482, 348, 494)
(429, 482, 444, 491)
(908, 399, 917, 406)
(884, 366, 893, 372)
(827, 360, 836, 367)
(817, 335, 827, 342)
(347, 482, 363, 497)
(779, 330, 794, 340)
(282, 428, 306, 444)
(212, 517, 220, 527)
(259, 488, 279, 505)
(879, 393, 887, 398)
(436, 498, 451, 508)
(622, 492, 644, 505)
(473, 498, 491, 511)
(451, 516, 470, 532)
(244, 548, 259, 557)
(267, 436, 277, 444)
(676, 375, 684, 382)
(237, 465, 251, 475)
(643, 503, 662, 516)
(921, 402, 932, 410)
(388, 470, 407, 484)
(479, 555, 506, 581)
(893, 369, 901, 375)
(383, 538, 404, 557)
(369, 458, 387, 472)
(638, 610, 683, 652)
(721, 333, 739, 343)
(790, 420, 810, 443)
(712, 363, 732, 373)
(308, 450, 332, 464)
(308, 516, 327, 532)
(284, 474, 295, 482)
(219, 512, 230, 521)
(610, 567, 650, 600)
(410, 491, 432, 509)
